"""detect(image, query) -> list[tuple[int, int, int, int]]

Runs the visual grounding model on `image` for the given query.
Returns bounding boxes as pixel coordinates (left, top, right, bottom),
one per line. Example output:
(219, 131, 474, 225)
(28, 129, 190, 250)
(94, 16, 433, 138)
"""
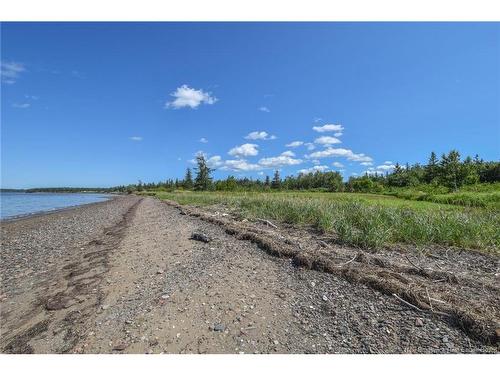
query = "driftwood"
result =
(256, 218, 278, 229)
(392, 293, 423, 312)
(339, 253, 358, 267)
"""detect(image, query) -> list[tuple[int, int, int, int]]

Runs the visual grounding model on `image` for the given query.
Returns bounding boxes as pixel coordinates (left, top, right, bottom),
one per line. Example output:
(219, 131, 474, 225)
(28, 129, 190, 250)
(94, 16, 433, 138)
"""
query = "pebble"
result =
(214, 323, 225, 332)
(415, 318, 424, 327)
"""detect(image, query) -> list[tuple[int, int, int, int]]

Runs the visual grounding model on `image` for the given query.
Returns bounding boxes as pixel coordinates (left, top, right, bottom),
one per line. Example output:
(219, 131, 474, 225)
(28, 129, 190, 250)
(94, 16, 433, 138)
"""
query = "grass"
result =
(384, 183, 500, 208)
(145, 190, 499, 254)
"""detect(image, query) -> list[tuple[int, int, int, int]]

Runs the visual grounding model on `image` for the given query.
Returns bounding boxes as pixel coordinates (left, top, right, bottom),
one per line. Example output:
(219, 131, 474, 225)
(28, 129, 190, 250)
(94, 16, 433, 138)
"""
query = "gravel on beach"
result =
(1, 196, 140, 296)
(0, 195, 497, 354)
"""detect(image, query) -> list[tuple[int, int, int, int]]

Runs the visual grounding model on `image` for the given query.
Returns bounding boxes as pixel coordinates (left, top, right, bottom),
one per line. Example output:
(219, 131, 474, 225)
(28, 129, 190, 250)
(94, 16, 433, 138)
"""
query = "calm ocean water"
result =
(0, 192, 112, 220)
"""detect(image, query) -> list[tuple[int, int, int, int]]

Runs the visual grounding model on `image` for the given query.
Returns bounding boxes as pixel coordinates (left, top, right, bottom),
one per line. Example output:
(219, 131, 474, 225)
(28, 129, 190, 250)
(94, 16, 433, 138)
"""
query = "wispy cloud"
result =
(1, 61, 26, 84)
(314, 136, 342, 145)
(245, 131, 276, 141)
(71, 70, 85, 79)
(285, 141, 304, 148)
(258, 152, 302, 168)
(129, 136, 143, 141)
(280, 150, 295, 157)
(12, 103, 30, 109)
(307, 147, 373, 163)
(298, 165, 329, 174)
(312, 124, 344, 133)
(222, 159, 262, 171)
(363, 164, 396, 175)
(199, 137, 208, 143)
(258, 106, 270, 113)
(305, 142, 316, 151)
(166, 85, 218, 109)
(228, 143, 259, 158)
(332, 162, 344, 168)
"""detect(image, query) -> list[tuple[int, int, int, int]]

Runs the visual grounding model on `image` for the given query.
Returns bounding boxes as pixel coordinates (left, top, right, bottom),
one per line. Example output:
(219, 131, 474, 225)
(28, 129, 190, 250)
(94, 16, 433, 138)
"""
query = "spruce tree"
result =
(425, 151, 439, 183)
(271, 170, 281, 189)
(194, 154, 213, 191)
(264, 175, 270, 187)
(184, 168, 194, 189)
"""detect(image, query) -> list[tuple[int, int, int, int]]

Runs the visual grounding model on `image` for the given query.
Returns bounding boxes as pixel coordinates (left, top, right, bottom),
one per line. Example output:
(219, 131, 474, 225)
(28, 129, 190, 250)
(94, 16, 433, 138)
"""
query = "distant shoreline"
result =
(0, 194, 118, 223)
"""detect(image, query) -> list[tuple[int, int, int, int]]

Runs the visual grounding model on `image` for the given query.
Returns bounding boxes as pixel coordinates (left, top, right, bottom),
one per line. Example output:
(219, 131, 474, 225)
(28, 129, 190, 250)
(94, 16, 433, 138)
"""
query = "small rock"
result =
(101, 304, 110, 310)
(214, 323, 225, 332)
(161, 294, 169, 300)
(125, 320, 133, 325)
(322, 295, 328, 302)
(190, 232, 211, 243)
(112, 342, 128, 351)
(415, 318, 424, 327)
(156, 270, 164, 275)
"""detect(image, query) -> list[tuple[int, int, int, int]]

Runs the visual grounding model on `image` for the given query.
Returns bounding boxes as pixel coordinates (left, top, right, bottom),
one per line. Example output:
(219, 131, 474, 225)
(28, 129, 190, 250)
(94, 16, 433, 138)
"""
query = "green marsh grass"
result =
(150, 191, 499, 253)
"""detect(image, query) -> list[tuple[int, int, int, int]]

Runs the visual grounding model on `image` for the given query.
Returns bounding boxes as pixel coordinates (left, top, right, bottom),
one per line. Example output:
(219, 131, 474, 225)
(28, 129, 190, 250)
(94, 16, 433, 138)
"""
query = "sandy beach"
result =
(1, 195, 498, 353)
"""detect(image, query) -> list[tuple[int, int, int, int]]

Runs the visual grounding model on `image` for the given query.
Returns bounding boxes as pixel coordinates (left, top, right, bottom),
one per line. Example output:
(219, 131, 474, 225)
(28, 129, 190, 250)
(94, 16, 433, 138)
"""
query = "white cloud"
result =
(222, 159, 262, 171)
(311, 159, 321, 165)
(384, 161, 393, 165)
(363, 164, 396, 175)
(12, 103, 30, 109)
(314, 136, 341, 145)
(199, 137, 208, 143)
(258, 154, 302, 168)
(313, 117, 323, 123)
(305, 142, 316, 151)
(129, 136, 143, 141)
(332, 162, 344, 168)
(307, 147, 373, 163)
(298, 165, 329, 174)
(258, 106, 270, 112)
(166, 85, 217, 109)
(312, 124, 344, 133)
(360, 161, 373, 166)
(1, 61, 25, 84)
(228, 143, 259, 158)
(207, 155, 224, 168)
(245, 131, 276, 141)
(280, 150, 295, 157)
(334, 132, 343, 137)
(375, 164, 396, 171)
(286, 141, 304, 148)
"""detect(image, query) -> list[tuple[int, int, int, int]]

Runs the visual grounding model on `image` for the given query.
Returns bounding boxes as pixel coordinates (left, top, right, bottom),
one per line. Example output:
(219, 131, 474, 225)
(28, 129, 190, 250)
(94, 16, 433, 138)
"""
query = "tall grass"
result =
(151, 191, 499, 253)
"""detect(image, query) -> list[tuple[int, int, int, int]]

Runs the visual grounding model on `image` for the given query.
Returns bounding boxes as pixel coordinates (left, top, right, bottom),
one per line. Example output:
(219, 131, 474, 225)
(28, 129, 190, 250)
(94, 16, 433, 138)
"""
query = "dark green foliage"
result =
(183, 168, 194, 190)
(349, 150, 498, 193)
(271, 170, 281, 189)
(194, 155, 213, 191)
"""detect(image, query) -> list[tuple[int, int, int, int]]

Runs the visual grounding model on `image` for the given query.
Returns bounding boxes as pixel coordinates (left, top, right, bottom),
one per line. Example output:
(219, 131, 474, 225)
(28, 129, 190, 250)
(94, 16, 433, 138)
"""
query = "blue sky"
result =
(1, 22, 499, 188)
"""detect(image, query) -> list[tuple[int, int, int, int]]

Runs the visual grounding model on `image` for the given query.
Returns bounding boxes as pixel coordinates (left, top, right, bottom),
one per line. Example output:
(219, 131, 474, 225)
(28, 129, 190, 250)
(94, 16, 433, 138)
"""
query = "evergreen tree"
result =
(440, 150, 464, 190)
(264, 175, 270, 188)
(194, 154, 213, 191)
(271, 170, 281, 189)
(183, 168, 194, 189)
(425, 151, 439, 183)
(137, 180, 143, 192)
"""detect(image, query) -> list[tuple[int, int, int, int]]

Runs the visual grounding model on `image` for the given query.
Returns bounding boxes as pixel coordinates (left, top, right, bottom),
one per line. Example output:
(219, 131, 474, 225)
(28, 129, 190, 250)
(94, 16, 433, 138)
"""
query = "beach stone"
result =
(214, 323, 225, 332)
(415, 318, 424, 327)
(190, 232, 211, 243)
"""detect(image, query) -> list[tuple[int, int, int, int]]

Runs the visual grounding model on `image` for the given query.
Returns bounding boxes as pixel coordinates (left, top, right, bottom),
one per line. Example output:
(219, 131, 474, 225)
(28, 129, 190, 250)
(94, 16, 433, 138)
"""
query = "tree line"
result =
(118, 150, 498, 194)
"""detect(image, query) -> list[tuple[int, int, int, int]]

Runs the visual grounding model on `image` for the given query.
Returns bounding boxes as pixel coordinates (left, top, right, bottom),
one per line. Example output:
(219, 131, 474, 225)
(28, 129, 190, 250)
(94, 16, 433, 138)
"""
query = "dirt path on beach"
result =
(1, 196, 498, 353)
